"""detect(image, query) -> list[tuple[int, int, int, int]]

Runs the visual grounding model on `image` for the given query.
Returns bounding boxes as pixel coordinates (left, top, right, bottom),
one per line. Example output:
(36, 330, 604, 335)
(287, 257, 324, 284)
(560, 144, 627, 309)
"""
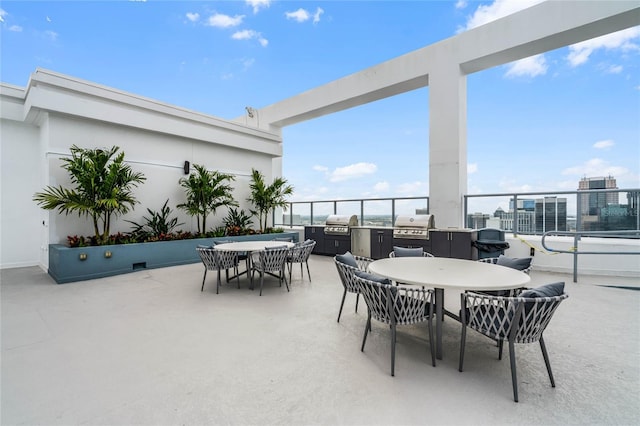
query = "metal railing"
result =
(274, 196, 429, 228)
(541, 230, 640, 283)
(464, 188, 640, 236)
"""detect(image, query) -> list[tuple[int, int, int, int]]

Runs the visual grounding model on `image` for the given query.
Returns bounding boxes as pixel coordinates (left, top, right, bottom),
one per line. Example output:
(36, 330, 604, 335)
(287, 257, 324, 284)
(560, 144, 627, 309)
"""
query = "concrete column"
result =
(428, 61, 467, 229)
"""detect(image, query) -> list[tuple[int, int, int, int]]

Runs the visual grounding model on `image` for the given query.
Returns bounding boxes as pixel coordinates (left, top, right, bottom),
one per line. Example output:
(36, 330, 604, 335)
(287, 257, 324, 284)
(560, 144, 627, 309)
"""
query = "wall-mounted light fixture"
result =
(79, 253, 87, 261)
(183, 161, 190, 175)
(104, 251, 112, 259)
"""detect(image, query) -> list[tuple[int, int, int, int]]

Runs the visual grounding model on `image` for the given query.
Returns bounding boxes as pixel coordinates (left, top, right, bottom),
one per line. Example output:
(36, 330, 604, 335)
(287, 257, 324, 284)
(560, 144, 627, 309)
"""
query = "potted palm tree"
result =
(33, 145, 146, 245)
(177, 164, 238, 236)
(247, 168, 294, 233)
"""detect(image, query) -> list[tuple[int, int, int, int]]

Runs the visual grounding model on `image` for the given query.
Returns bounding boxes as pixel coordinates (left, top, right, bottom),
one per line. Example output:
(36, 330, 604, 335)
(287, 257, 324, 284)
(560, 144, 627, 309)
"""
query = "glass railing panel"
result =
(362, 199, 393, 227)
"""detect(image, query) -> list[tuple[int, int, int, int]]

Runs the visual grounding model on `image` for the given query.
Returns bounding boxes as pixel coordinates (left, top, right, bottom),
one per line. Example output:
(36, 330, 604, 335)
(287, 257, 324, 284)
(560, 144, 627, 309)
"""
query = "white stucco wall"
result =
(0, 119, 42, 268)
(0, 70, 283, 269)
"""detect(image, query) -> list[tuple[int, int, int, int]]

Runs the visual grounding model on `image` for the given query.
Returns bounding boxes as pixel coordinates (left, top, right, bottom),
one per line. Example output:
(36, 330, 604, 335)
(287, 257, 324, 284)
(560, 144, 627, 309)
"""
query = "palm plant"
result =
(126, 199, 184, 241)
(33, 145, 146, 245)
(177, 164, 237, 235)
(247, 168, 294, 233)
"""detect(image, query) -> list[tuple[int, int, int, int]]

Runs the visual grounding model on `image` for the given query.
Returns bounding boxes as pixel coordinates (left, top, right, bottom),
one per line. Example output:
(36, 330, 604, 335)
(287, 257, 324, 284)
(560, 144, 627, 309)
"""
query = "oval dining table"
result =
(368, 257, 531, 360)
(214, 241, 295, 289)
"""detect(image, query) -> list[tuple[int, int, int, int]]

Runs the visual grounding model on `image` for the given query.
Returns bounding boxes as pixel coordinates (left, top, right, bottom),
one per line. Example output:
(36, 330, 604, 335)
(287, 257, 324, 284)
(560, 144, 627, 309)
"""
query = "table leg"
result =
(435, 287, 444, 360)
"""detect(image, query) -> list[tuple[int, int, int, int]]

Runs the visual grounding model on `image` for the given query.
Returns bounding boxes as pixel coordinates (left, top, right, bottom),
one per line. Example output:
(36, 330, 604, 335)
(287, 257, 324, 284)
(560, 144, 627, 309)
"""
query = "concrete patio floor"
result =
(2, 255, 639, 425)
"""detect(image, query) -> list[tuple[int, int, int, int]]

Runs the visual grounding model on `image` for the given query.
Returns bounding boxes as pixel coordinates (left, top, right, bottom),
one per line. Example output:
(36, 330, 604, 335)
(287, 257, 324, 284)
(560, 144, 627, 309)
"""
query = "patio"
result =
(1, 255, 639, 425)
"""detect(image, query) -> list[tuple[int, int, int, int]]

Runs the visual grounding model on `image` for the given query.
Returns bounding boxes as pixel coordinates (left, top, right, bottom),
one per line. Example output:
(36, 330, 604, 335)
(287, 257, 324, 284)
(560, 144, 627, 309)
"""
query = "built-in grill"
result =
(324, 215, 358, 236)
(393, 214, 435, 239)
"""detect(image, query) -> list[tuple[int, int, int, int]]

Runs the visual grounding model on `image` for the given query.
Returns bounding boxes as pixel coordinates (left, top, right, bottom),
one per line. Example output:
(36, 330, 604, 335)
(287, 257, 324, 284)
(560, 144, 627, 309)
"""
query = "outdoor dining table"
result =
(368, 257, 531, 360)
(213, 240, 295, 288)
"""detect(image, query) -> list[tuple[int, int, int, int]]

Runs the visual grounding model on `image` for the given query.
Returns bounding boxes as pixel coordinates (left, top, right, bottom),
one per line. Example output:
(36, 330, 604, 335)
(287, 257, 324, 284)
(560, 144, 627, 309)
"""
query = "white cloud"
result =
(232, 29, 257, 40)
(231, 29, 268, 47)
(186, 12, 200, 22)
(246, 0, 270, 14)
(504, 54, 547, 78)
(561, 158, 628, 178)
(461, 0, 544, 31)
(44, 30, 58, 41)
(207, 13, 244, 28)
(455, 1, 467, 10)
(46, 16, 51, 23)
(395, 181, 427, 196)
(0, 9, 7, 22)
(567, 27, 640, 67)
(593, 140, 615, 150)
(467, 163, 478, 174)
(605, 64, 624, 74)
(313, 165, 328, 172)
(329, 162, 377, 182)
(313, 7, 324, 24)
(9, 25, 22, 32)
(498, 178, 533, 193)
(373, 181, 390, 192)
(285, 8, 310, 23)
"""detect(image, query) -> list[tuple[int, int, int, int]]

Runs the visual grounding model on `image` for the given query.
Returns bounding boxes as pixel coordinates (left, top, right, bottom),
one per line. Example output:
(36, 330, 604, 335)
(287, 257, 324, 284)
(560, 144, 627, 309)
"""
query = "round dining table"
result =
(368, 257, 531, 359)
(214, 241, 295, 288)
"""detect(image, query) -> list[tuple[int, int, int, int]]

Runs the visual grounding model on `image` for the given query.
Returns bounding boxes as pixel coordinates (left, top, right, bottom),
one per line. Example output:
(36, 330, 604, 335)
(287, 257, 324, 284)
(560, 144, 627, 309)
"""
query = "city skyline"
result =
(1, 1, 638, 203)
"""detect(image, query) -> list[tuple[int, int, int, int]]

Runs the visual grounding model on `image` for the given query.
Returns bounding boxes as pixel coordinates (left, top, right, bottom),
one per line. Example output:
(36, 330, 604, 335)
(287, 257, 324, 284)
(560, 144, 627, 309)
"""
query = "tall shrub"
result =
(33, 145, 146, 245)
(247, 168, 294, 233)
(177, 164, 237, 235)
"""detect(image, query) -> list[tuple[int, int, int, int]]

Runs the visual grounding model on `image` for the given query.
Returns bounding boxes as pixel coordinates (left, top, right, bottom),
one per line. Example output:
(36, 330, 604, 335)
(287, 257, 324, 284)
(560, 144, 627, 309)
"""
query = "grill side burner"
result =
(393, 215, 435, 240)
(324, 215, 358, 235)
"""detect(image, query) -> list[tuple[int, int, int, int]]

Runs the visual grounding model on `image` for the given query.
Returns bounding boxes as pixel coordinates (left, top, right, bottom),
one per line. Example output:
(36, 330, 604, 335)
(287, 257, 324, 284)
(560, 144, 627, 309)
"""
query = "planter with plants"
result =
(35, 150, 297, 284)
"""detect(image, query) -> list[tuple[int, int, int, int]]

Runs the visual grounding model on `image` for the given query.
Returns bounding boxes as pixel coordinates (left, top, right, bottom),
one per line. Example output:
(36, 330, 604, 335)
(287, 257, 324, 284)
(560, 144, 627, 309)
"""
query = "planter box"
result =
(48, 232, 299, 284)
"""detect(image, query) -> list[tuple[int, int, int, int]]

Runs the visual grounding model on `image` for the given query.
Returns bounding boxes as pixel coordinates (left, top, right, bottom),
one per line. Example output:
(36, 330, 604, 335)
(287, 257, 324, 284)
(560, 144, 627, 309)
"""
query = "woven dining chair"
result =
(354, 272, 436, 376)
(196, 247, 240, 294)
(459, 283, 568, 402)
(333, 252, 373, 322)
(286, 240, 316, 282)
(251, 246, 290, 296)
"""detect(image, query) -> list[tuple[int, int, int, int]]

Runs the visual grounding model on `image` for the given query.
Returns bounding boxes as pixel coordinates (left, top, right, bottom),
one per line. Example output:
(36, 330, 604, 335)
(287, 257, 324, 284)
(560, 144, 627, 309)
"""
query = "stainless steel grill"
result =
(393, 214, 435, 239)
(324, 215, 358, 236)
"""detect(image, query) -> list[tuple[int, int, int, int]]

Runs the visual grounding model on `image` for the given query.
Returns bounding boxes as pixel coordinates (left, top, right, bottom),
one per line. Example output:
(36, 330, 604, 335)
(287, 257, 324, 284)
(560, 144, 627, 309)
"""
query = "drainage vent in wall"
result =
(132, 262, 147, 271)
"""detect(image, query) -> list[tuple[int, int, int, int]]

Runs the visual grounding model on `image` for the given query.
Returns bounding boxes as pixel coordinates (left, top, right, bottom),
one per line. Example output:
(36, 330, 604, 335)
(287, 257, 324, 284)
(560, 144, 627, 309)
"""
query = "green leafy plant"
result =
(126, 199, 184, 242)
(33, 145, 146, 245)
(177, 164, 238, 236)
(247, 168, 294, 233)
(223, 207, 254, 236)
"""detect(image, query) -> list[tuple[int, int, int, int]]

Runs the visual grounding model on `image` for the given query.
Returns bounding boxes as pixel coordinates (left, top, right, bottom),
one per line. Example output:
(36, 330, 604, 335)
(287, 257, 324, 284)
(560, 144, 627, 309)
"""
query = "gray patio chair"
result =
(196, 247, 240, 294)
(477, 255, 532, 296)
(286, 240, 316, 282)
(354, 272, 436, 376)
(389, 246, 434, 258)
(251, 246, 290, 296)
(333, 252, 373, 322)
(459, 282, 569, 402)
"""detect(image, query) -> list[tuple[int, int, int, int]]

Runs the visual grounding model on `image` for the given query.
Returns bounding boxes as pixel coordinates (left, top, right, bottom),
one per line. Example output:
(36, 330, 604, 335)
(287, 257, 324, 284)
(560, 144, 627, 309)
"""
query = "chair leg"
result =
(361, 313, 371, 351)
(508, 339, 519, 402)
(498, 340, 504, 360)
(201, 269, 207, 292)
(283, 269, 290, 292)
(459, 323, 466, 372)
(540, 336, 556, 387)
(337, 289, 347, 322)
(391, 324, 397, 377)
(305, 260, 311, 281)
(235, 265, 240, 289)
(259, 272, 264, 296)
(355, 293, 360, 313)
(216, 269, 221, 294)
(428, 315, 436, 367)
(288, 262, 293, 283)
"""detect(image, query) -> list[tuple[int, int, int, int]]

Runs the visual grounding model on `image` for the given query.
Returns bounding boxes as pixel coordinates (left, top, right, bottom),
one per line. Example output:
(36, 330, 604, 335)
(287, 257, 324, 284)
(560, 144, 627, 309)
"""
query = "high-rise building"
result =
(578, 175, 618, 215)
(535, 197, 567, 233)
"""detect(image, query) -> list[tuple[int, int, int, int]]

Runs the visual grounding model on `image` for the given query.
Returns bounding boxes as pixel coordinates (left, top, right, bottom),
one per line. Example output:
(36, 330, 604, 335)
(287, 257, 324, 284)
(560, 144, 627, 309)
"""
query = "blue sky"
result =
(1, 0, 639, 206)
